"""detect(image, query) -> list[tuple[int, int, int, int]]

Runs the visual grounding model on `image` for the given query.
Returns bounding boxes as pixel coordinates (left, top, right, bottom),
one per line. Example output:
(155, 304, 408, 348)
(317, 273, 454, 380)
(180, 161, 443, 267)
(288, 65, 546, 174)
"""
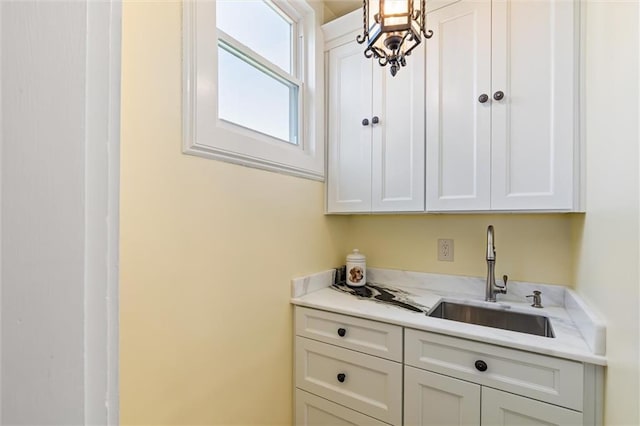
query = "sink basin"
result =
(428, 301, 555, 338)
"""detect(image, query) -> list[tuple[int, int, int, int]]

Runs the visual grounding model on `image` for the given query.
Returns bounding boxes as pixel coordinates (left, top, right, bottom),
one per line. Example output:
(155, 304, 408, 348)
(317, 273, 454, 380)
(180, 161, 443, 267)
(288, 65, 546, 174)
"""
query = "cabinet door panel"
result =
(295, 389, 388, 426)
(425, 0, 492, 211)
(327, 42, 373, 213)
(491, 0, 576, 210)
(482, 387, 583, 426)
(404, 366, 480, 426)
(371, 46, 425, 212)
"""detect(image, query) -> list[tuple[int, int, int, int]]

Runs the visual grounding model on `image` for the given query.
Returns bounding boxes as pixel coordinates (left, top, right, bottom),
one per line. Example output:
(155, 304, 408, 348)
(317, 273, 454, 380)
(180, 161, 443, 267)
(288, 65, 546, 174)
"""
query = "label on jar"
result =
(347, 264, 366, 286)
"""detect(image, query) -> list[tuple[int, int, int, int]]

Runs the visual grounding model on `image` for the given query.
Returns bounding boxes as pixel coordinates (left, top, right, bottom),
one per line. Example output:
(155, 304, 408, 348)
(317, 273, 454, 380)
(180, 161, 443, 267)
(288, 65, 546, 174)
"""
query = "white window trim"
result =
(183, 0, 325, 181)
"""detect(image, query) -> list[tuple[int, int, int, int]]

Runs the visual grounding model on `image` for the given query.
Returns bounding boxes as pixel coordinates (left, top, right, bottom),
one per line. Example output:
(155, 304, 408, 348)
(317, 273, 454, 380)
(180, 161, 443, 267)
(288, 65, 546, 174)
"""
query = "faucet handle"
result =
(495, 274, 508, 294)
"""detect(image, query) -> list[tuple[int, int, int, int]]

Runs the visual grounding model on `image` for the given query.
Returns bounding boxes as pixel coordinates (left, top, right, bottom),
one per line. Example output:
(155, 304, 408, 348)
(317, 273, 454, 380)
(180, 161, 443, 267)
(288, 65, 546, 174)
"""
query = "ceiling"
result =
(323, 0, 361, 20)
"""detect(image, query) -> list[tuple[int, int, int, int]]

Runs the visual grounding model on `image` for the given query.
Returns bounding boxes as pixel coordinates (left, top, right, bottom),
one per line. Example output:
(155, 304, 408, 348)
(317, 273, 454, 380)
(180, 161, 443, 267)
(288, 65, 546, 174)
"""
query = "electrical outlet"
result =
(438, 239, 454, 261)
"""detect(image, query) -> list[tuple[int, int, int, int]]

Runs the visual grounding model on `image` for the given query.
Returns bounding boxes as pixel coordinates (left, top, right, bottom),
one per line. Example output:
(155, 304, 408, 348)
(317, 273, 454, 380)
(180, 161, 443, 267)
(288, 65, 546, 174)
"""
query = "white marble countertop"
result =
(291, 268, 607, 366)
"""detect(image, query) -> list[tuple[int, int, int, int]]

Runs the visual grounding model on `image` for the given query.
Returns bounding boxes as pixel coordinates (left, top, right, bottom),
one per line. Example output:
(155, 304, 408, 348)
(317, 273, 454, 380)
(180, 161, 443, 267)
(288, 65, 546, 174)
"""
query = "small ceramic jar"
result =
(346, 249, 366, 287)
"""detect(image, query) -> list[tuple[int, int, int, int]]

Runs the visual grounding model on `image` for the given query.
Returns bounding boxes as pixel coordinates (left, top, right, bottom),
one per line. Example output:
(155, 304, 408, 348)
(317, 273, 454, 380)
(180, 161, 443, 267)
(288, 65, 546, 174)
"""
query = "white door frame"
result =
(0, 0, 120, 423)
(84, 0, 121, 424)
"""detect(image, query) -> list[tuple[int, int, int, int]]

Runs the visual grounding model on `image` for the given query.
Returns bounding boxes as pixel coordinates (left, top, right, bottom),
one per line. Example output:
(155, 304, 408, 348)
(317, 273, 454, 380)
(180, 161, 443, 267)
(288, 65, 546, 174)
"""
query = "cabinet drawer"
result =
(404, 329, 584, 411)
(295, 337, 402, 425)
(295, 389, 389, 426)
(295, 307, 402, 361)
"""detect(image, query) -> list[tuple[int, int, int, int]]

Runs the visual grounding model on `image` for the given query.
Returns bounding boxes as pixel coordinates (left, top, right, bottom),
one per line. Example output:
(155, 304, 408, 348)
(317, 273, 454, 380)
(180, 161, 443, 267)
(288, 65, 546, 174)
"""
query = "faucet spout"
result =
(486, 225, 495, 261)
(485, 225, 507, 302)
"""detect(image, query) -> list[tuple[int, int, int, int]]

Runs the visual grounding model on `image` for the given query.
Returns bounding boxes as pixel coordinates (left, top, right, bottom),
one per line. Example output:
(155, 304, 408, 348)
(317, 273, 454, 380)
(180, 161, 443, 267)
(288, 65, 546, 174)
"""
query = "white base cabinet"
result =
(404, 329, 584, 411)
(294, 307, 403, 425)
(404, 329, 599, 426)
(293, 307, 602, 426)
(404, 362, 583, 426)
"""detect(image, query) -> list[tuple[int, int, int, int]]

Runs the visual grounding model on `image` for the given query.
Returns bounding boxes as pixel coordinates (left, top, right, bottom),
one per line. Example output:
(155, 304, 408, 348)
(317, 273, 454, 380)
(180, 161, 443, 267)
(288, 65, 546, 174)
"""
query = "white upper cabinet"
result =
(327, 40, 373, 213)
(371, 46, 426, 212)
(325, 0, 581, 214)
(425, 0, 492, 211)
(491, 0, 577, 210)
(325, 12, 425, 213)
(426, 0, 580, 212)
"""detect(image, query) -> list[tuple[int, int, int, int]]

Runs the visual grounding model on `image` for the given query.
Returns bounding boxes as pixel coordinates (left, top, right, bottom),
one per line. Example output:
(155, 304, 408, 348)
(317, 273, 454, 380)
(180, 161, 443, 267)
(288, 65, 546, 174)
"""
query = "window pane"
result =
(218, 45, 298, 144)
(217, 0, 292, 73)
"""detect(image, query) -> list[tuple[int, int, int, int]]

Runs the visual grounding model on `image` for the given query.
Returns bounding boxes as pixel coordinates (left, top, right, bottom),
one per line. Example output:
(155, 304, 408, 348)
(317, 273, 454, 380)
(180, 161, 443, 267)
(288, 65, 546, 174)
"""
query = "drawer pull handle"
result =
(475, 360, 488, 372)
(337, 328, 346, 337)
(337, 373, 346, 383)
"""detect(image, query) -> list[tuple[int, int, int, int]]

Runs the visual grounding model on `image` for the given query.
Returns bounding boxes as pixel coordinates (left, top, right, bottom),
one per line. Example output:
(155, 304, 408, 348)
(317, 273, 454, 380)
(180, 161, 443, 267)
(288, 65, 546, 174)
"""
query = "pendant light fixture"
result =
(356, 0, 432, 77)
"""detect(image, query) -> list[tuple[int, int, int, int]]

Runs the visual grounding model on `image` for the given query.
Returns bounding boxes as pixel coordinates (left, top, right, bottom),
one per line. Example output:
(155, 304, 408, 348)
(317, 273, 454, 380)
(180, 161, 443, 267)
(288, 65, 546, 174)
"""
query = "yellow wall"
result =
(345, 214, 575, 285)
(572, 2, 640, 424)
(120, 1, 348, 424)
(122, 1, 639, 424)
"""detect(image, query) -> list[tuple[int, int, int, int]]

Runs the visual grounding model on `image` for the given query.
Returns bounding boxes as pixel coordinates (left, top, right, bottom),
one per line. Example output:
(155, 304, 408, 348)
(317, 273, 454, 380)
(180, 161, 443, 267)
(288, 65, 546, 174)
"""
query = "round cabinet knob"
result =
(371, 116, 380, 124)
(493, 91, 505, 101)
(337, 373, 346, 383)
(475, 360, 488, 372)
(337, 328, 346, 337)
(362, 118, 370, 126)
(478, 94, 489, 103)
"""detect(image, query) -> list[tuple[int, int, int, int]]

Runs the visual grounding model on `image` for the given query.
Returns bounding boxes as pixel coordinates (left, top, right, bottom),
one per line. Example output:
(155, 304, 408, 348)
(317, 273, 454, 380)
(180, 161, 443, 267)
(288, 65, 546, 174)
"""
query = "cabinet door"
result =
(404, 366, 480, 426)
(327, 42, 373, 213)
(295, 389, 388, 426)
(482, 387, 583, 426)
(425, 0, 492, 211)
(371, 46, 425, 212)
(490, 0, 577, 210)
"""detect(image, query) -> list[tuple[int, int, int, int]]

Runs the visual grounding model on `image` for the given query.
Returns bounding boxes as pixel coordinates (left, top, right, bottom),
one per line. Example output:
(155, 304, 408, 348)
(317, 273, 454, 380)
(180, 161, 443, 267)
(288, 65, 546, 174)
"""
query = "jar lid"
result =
(346, 249, 365, 262)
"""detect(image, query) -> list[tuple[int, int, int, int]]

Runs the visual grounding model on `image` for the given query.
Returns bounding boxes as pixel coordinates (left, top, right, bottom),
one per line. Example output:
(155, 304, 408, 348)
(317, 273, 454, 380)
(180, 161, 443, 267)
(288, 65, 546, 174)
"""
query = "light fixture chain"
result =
(356, 0, 368, 44)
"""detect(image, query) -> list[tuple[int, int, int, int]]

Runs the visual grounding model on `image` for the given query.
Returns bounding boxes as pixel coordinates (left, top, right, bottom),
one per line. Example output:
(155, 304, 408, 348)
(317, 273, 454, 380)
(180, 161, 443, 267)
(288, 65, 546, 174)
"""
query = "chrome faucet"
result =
(486, 225, 508, 302)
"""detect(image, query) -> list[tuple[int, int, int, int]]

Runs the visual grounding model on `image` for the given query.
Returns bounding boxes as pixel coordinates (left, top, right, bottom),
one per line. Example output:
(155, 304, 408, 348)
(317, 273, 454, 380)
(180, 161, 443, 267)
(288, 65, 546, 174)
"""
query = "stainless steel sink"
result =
(428, 301, 555, 338)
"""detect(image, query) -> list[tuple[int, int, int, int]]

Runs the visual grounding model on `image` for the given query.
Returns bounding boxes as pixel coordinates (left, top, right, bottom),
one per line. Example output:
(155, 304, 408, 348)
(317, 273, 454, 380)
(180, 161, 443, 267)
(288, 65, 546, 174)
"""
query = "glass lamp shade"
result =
(371, 0, 412, 30)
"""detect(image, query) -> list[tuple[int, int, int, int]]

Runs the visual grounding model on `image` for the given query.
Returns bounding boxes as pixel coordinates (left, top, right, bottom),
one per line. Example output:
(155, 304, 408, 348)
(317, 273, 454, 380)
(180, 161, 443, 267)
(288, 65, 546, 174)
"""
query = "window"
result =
(217, 0, 300, 144)
(183, 0, 324, 180)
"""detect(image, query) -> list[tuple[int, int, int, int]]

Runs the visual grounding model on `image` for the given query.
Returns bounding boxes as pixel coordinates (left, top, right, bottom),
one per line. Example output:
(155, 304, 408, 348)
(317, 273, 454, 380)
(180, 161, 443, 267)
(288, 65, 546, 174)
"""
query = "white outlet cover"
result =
(438, 239, 454, 261)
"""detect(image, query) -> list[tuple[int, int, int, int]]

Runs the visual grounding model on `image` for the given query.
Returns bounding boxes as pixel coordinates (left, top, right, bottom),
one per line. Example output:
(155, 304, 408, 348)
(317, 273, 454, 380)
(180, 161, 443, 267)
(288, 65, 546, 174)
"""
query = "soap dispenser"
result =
(346, 249, 366, 287)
